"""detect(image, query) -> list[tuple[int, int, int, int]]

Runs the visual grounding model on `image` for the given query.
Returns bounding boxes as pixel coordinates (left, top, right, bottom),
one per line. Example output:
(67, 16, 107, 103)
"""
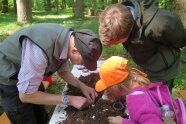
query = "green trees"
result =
(0, 0, 176, 24)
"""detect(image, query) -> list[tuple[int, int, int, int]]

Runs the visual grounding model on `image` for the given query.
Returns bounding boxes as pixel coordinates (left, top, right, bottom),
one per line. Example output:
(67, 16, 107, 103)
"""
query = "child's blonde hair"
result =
(95, 56, 149, 100)
(99, 3, 133, 46)
(105, 70, 150, 99)
(118, 70, 150, 92)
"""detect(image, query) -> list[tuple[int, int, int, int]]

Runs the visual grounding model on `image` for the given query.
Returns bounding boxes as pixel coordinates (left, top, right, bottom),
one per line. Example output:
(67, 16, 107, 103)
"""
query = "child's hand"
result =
(108, 116, 123, 124)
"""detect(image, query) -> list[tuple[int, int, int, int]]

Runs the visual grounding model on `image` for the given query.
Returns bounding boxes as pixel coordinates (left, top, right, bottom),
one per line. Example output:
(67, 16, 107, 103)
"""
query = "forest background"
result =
(0, 0, 186, 117)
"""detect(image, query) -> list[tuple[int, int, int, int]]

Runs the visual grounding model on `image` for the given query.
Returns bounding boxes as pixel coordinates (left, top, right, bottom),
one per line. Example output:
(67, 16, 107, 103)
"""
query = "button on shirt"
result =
(17, 31, 73, 94)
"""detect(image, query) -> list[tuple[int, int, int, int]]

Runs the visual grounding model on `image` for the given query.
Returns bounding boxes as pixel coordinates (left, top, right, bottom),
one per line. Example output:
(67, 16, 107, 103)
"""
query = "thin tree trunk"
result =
(55, 0, 59, 14)
(118, 0, 123, 3)
(112, 0, 118, 4)
(2, 0, 8, 13)
(46, 0, 51, 11)
(34, 0, 39, 8)
(72, 0, 74, 13)
(13, 0, 17, 13)
(74, 0, 84, 18)
(61, 0, 66, 10)
(17, 0, 32, 24)
(88, 0, 96, 16)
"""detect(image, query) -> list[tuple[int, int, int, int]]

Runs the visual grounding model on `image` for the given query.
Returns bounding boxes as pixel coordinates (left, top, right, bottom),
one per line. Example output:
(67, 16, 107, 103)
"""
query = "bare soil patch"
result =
(59, 73, 128, 124)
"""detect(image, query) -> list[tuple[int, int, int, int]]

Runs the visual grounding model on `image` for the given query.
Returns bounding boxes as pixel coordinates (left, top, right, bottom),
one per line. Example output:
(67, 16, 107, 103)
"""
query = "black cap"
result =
(74, 29, 102, 71)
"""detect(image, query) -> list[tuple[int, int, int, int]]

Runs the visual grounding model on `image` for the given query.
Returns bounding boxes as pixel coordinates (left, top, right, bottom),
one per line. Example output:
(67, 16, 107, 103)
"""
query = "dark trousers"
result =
(0, 84, 48, 124)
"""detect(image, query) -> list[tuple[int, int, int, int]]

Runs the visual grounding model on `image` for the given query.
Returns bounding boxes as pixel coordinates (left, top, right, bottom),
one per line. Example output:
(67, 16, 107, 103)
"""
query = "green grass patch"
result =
(174, 48, 186, 88)
(0, 9, 99, 41)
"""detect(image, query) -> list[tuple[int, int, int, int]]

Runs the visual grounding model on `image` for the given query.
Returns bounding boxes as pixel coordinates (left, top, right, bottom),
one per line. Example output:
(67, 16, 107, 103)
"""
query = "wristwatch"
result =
(63, 95, 70, 105)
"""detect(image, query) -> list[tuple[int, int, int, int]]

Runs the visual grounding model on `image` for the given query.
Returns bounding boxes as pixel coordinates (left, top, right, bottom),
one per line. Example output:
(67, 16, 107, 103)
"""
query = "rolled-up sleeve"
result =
(17, 38, 47, 94)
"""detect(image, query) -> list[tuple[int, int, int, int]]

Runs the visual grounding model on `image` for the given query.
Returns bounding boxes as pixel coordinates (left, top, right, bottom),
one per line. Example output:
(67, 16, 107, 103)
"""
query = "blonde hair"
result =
(105, 70, 150, 100)
(99, 3, 134, 46)
(119, 70, 150, 92)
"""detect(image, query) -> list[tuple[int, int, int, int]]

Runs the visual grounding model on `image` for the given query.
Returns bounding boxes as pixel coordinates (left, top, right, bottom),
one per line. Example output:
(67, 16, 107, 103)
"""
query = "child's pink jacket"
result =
(122, 82, 172, 124)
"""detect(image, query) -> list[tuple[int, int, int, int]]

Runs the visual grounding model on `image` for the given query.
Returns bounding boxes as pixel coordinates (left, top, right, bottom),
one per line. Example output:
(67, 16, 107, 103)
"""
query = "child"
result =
(95, 56, 180, 124)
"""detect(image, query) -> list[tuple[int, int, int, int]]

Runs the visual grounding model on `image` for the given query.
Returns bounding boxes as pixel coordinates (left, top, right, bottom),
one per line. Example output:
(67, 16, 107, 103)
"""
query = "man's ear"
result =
(72, 47, 78, 54)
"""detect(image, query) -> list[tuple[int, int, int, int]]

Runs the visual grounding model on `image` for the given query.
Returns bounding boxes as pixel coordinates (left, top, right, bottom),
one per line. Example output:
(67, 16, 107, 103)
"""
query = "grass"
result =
(174, 47, 186, 89)
(0, 8, 186, 116)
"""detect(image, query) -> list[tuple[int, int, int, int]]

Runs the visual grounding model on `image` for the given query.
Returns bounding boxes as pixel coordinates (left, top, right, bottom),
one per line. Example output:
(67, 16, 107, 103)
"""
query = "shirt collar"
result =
(127, 6, 136, 20)
(59, 31, 73, 60)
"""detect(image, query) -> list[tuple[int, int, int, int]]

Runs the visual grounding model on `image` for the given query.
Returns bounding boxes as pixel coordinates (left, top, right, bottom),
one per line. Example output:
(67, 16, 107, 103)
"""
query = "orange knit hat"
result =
(95, 56, 147, 92)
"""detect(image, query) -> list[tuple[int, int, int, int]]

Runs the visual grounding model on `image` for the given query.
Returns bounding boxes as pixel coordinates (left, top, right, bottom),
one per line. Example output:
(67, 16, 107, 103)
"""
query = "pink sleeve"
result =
(122, 119, 135, 124)
(124, 92, 163, 124)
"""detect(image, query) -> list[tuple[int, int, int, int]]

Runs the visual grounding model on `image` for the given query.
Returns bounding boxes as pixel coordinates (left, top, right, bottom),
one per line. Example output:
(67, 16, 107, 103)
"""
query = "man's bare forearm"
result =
(19, 91, 63, 105)
(58, 70, 83, 88)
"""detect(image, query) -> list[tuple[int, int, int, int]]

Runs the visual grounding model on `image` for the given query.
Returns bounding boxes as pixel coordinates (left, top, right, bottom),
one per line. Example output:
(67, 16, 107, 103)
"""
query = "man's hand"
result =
(79, 83, 98, 104)
(69, 95, 89, 110)
(58, 70, 98, 103)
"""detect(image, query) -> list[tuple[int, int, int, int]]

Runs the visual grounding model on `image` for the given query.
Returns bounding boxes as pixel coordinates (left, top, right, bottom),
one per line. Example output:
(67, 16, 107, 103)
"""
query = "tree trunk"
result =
(46, 0, 51, 11)
(13, 0, 17, 13)
(118, 0, 123, 3)
(2, 0, 8, 13)
(74, 0, 84, 18)
(112, 0, 118, 4)
(55, 0, 59, 14)
(88, 0, 96, 16)
(72, 0, 74, 13)
(17, 0, 32, 24)
(34, 0, 39, 8)
(61, 0, 66, 10)
(173, 0, 186, 27)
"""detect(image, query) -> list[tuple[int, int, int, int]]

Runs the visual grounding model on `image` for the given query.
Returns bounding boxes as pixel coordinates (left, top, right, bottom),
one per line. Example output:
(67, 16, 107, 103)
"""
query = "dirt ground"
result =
(58, 73, 128, 124)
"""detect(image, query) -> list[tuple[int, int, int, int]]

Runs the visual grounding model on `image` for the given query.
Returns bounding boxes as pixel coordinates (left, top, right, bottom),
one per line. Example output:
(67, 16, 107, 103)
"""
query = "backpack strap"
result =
(147, 83, 164, 107)
(174, 98, 186, 124)
(147, 90, 161, 108)
(147, 84, 179, 124)
(165, 85, 179, 124)
(157, 86, 163, 106)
